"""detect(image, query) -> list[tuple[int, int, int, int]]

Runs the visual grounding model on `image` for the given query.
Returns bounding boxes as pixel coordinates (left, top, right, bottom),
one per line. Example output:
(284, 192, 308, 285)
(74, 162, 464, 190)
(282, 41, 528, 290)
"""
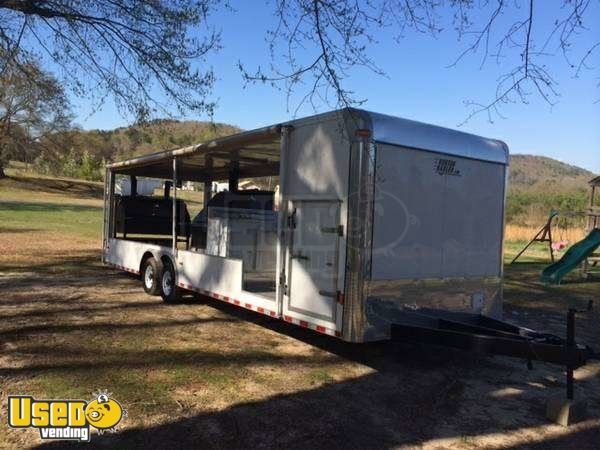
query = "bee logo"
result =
(85, 391, 126, 433)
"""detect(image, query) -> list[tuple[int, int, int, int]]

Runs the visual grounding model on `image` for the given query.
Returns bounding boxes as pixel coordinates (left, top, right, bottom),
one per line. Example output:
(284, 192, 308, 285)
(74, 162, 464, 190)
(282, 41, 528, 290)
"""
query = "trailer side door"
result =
(283, 199, 341, 327)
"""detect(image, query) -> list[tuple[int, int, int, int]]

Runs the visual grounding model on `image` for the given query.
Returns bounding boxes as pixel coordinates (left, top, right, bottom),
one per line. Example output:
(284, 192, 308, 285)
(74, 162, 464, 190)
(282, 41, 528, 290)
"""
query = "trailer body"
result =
(102, 109, 509, 342)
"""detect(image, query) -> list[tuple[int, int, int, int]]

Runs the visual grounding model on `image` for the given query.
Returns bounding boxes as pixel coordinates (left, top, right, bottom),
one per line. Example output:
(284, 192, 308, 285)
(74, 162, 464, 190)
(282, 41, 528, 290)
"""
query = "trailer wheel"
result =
(160, 260, 181, 303)
(141, 257, 162, 296)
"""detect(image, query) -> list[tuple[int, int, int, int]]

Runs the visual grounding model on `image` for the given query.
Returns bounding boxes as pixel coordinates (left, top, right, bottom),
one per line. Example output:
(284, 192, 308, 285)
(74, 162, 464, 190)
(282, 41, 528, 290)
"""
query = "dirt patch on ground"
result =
(1, 236, 599, 448)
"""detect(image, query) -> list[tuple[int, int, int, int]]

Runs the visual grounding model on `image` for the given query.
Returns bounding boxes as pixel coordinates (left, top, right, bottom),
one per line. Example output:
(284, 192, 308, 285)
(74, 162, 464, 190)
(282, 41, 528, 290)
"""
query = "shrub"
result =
(35, 148, 104, 181)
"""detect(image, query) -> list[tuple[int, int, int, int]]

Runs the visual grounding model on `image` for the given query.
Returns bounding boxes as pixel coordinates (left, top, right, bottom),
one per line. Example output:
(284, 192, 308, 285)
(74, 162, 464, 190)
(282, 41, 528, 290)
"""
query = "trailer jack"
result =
(390, 308, 597, 409)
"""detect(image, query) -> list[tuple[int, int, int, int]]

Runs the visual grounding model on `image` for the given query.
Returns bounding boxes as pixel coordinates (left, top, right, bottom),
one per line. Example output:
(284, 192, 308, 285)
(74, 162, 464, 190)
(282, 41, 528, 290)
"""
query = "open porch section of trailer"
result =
(101, 124, 295, 319)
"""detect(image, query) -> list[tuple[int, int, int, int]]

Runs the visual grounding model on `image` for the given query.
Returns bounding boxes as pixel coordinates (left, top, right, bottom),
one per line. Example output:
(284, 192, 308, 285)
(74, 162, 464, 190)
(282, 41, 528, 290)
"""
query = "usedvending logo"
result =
(8, 390, 126, 442)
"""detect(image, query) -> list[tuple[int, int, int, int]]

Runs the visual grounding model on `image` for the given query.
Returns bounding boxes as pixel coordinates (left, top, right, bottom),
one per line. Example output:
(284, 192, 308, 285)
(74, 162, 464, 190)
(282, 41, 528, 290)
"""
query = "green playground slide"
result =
(540, 228, 600, 284)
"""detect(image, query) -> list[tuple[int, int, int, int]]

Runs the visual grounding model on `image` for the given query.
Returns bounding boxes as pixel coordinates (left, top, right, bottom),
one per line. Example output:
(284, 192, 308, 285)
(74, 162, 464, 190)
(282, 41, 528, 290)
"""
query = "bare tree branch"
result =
(241, 0, 598, 122)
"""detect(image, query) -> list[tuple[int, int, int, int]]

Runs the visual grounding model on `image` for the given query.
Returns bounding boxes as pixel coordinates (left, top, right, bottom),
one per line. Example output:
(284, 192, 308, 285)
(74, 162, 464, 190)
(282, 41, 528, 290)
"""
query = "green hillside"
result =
(33, 120, 241, 181)
(84, 119, 241, 160)
(509, 154, 594, 193)
(507, 154, 594, 226)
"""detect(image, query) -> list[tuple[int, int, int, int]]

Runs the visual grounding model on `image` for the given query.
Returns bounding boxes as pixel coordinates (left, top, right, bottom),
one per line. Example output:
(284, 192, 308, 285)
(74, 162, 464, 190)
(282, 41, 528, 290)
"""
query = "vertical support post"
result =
(108, 171, 116, 239)
(547, 222, 555, 263)
(101, 168, 110, 262)
(566, 308, 575, 400)
(276, 125, 291, 316)
(589, 186, 595, 231)
(130, 175, 137, 197)
(229, 158, 240, 192)
(203, 155, 213, 209)
(172, 157, 178, 257)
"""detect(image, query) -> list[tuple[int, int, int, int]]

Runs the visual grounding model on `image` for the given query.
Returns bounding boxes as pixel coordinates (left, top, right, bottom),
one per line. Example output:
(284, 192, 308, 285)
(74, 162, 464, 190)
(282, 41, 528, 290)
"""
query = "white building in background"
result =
(211, 180, 266, 194)
(114, 177, 162, 196)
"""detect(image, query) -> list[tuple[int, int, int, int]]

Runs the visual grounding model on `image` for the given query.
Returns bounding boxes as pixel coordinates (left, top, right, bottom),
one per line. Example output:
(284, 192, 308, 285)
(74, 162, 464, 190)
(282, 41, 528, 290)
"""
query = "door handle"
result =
(321, 225, 343, 236)
(291, 252, 310, 261)
(318, 290, 337, 298)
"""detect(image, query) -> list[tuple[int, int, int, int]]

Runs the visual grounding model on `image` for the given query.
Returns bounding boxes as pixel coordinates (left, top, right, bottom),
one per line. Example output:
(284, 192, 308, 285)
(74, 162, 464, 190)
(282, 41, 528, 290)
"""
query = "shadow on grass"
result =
(0, 226, 39, 233)
(0, 251, 103, 277)
(0, 316, 235, 342)
(30, 344, 600, 449)
(0, 201, 103, 212)
(2, 299, 597, 447)
(0, 345, 341, 378)
(1, 297, 172, 320)
(503, 261, 600, 312)
(2, 175, 103, 199)
(5, 295, 585, 449)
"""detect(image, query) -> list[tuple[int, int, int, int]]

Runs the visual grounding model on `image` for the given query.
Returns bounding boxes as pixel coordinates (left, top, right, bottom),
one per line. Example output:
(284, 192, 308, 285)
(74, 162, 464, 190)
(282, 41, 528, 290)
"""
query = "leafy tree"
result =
(0, 0, 219, 121)
(0, 55, 71, 177)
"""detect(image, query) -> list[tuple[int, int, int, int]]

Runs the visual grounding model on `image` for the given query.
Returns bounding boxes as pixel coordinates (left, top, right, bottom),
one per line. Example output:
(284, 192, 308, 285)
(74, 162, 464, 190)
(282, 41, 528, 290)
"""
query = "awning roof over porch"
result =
(107, 107, 511, 183)
(106, 125, 282, 182)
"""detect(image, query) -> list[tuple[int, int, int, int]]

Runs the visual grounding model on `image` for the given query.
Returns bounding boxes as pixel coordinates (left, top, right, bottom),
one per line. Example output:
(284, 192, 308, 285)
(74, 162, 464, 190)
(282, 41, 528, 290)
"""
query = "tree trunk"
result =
(0, 160, 5, 178)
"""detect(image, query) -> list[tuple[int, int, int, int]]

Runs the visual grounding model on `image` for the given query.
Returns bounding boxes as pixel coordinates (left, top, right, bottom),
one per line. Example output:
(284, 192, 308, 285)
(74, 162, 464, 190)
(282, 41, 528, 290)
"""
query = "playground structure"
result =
(582, 175, 600, 277)
(540, 229, 600, 284)
(536, 176, 600, 284)
(511, 175, 600, 284)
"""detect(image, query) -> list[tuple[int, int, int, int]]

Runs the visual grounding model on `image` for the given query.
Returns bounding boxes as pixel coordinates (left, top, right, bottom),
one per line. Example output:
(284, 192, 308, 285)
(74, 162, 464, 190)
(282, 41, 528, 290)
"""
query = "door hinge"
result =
(279, 272, 288, 296)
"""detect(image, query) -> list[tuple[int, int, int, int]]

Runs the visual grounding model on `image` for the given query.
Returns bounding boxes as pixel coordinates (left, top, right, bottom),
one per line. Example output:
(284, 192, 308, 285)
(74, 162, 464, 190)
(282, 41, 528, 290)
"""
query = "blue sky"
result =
(72, 2, 600, 173)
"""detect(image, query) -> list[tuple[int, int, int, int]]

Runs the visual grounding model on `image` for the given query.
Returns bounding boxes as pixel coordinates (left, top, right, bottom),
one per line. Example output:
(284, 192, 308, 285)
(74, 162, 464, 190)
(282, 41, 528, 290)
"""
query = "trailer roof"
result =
(363, 110, 509, 165)
(107, 109, 509, 180)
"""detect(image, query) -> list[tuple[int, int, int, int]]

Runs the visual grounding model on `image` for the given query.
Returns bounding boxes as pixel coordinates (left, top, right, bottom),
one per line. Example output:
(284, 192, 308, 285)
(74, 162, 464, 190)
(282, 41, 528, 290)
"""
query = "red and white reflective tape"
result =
(282, 314, 341, 337)
(176, 282, 278, 318)
(177, 282, 341, 337)
(109, 263, 140, 275)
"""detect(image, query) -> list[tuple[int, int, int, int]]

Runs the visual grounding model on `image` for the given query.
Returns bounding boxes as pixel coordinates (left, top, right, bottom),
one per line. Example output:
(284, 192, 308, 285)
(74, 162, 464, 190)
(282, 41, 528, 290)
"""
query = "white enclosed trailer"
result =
(102, 109, 509, 343)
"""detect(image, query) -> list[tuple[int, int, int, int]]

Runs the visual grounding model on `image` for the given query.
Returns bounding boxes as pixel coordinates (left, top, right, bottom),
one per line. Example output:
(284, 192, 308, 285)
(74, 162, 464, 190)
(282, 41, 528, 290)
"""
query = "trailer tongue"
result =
(390, 307, 597, 401)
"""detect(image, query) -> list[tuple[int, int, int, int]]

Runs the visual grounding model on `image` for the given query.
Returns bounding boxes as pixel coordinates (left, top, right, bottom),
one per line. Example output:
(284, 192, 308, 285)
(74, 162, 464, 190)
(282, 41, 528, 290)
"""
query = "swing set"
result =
(510, 210, 577, 264)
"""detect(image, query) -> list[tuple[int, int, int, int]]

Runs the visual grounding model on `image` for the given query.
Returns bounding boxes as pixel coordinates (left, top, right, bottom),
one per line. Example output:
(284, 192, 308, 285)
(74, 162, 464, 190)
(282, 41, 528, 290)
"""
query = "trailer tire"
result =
(160, 260, 181, 303)
(141, 257, 162, 296)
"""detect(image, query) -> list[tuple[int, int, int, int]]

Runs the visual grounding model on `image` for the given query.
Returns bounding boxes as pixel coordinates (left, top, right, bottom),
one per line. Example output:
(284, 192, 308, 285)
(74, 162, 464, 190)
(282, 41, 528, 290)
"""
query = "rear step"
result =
(390, 308, 597, 400)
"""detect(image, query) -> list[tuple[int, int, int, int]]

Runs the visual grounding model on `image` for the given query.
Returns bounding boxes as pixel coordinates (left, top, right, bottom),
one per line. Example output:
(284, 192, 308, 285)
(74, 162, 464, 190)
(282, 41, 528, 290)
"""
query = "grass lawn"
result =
(0, 202, 102, 240)
(1, 175, 599, 449)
